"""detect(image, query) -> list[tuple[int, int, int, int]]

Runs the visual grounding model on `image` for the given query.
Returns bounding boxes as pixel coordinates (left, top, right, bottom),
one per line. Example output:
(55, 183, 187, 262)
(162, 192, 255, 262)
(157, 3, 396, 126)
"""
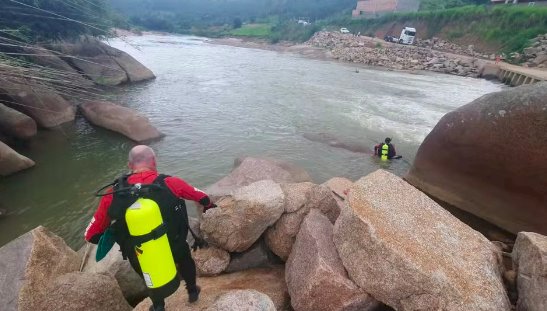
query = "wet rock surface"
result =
(0, 141, 35, 176)
(80, 101, 164, 143)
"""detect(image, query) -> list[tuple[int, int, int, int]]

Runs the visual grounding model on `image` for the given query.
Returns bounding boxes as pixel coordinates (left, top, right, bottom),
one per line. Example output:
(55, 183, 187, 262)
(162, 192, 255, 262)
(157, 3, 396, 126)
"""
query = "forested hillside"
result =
(109, 0, 356, 32)
(0, 0, 114, 41)
(107, 0, 547, 55)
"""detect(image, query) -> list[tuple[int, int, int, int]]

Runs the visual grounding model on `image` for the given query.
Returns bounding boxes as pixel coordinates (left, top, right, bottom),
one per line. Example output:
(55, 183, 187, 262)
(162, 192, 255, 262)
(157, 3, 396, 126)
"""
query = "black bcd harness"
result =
(95, 174, 203, 257)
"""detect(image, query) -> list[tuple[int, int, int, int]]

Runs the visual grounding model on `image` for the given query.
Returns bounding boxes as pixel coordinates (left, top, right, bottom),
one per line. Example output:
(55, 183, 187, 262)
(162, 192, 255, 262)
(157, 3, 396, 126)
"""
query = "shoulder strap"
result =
(95, 174, 131, 197)
(153, 174, 171, 185)
(152, 173, 196, 238)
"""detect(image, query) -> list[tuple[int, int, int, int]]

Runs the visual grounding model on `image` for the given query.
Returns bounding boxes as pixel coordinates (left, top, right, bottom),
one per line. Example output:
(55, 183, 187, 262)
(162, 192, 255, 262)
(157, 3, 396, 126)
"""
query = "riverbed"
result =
(0, 35, 502, 248)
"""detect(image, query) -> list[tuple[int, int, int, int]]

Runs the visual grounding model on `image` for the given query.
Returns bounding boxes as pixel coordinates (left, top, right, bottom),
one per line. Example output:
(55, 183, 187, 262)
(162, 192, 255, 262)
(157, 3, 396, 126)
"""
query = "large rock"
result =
(0, 226, 80, 311)
(512, 232, 547, 311)
(0, 80, 75, 127)
(201, 180, 285, 252)
(334, 170, 511, 311)
(225, 239, 278, 273)
(206, 157, 312, 198)
(265, 183, 339, 261)
(323, 177, 353, 209)
(82, 243, 147, 304)
(0, 141, 35, 176)
(406, 83, 547, 235)
(479, 63, 500, 80)
(307, 183, 340, 223)
(23, 47, 95, 87)
(206, 290, 276, 311)
(41, 272, 132, 311)
(80, 101, 163, 142)
(265, 183, 315, 261)
(192, 246, 231, 276)
(287, 210, 378, 311)
(99, 41, 156, 83)
(133, 267, 290, 311)
(323, 177, 353, 200)
(50, 39, 155, 85)
(0, 103, 37, 139)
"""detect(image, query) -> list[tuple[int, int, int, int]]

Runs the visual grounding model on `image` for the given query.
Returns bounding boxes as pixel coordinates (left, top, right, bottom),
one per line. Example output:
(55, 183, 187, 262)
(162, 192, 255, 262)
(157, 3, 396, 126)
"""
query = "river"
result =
(0, 35, 502, 248)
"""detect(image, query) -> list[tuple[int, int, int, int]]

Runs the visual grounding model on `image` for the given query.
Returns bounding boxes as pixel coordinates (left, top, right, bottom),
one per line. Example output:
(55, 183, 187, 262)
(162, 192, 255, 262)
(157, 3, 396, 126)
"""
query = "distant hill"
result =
(108, 0, 357, 35)
(109, 0, 357, 21)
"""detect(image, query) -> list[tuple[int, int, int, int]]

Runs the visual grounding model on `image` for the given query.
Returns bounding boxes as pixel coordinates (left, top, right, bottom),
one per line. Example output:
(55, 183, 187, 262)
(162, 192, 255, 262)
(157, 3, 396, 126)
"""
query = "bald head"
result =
(128, 145, 157, 172)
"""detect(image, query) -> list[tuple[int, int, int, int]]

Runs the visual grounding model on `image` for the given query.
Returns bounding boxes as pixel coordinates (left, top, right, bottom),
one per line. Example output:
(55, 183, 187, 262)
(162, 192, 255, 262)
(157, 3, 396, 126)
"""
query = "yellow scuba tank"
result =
(125, 197, 180, 298)
(381, 143, 389, 161)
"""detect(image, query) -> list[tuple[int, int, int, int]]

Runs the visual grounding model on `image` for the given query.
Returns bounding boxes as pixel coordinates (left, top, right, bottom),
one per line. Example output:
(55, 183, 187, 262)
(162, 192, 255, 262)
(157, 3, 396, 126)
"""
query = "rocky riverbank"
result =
(1, 154, 546, 311)
(0, 37, 163, 177)
(522, 33, 547, 68)
(213, 32, 502, 79)
(307, 31, 488, 78)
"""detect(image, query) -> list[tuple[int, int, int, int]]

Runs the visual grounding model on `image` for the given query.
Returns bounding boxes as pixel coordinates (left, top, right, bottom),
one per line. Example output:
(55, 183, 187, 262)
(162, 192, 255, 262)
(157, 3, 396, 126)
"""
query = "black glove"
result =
(203, 203, 218, 213)
(191, 236, 208, 252)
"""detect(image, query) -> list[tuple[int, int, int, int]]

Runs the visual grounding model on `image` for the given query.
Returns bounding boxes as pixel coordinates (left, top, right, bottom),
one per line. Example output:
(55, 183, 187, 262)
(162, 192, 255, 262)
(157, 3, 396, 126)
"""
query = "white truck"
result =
(398, 27, 416, 45)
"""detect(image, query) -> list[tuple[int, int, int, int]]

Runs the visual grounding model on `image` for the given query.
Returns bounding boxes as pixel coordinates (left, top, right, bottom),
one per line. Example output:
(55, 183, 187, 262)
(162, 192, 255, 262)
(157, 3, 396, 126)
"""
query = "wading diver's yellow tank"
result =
(381, 143, 389, 161)
(125, 198, 180, 299)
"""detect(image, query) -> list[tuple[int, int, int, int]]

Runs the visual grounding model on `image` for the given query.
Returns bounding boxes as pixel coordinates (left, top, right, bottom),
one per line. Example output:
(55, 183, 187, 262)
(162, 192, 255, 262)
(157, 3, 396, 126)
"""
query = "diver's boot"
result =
(149, 305, 165, 311)
(187, 285, 201, 303)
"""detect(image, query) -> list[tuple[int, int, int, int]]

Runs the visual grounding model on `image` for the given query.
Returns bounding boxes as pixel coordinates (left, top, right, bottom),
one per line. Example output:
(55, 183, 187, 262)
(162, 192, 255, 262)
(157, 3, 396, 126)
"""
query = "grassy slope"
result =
(337, 5, 547, 54)
(229, 24, 273, 38)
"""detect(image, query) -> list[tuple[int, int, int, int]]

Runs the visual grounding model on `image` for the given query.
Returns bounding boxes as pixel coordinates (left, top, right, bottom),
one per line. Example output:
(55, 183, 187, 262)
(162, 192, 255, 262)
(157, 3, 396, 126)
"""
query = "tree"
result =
(0, 0, 114, 41)
(233, 17, 242, 29)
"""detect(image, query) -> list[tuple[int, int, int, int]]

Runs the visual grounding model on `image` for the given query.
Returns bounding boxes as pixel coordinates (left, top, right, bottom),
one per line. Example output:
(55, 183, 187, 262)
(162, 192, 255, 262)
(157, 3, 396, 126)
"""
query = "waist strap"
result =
(130, 223, 167, 246)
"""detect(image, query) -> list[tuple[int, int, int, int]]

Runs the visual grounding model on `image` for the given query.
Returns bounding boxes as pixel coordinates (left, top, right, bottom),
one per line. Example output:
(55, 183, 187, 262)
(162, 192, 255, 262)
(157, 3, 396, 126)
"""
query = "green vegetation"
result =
(420, 0, 489, 11)
(108, 0, 355, 42)
(0, 0, 115, 102)
(0, 0, 115, 41)
(336, 5, 547, 53)
(104, 0, 547, 55)
(229, 24, 273, 38)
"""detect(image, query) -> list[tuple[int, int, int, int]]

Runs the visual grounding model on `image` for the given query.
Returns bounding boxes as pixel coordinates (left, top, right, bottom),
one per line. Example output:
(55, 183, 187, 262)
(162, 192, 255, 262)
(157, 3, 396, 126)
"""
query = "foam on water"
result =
(346, 70, 503, 143)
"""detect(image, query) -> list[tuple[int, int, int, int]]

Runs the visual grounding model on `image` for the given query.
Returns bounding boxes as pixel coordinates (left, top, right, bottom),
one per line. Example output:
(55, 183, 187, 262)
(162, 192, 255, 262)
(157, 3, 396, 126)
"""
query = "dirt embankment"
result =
(370, 21, 503, 54)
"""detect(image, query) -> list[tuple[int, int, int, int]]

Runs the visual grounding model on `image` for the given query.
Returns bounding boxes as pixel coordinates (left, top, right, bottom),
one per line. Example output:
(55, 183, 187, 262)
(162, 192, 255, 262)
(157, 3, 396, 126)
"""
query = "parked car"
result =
(383, 35, 397, 43)
(340, 28, 350, 34)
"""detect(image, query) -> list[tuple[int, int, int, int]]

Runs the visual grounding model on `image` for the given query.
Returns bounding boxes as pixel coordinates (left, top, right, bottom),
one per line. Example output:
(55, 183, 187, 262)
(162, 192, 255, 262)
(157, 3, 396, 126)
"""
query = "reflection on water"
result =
(0, 35, 502, 248)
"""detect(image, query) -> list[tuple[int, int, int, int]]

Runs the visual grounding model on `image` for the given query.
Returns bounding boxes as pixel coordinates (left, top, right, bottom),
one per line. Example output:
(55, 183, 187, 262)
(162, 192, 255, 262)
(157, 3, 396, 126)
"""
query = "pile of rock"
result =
(2, 156, 546, 311)
(308, 32, 481, 77)
(0, 38, 160, 177)
(522, 33, 547, 68)
(415, 37, 493, 59)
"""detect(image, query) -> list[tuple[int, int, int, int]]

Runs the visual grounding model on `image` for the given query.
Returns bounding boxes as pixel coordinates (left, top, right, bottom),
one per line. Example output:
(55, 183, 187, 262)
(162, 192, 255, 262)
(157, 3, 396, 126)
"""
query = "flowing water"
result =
(0, 35, 502, 248)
